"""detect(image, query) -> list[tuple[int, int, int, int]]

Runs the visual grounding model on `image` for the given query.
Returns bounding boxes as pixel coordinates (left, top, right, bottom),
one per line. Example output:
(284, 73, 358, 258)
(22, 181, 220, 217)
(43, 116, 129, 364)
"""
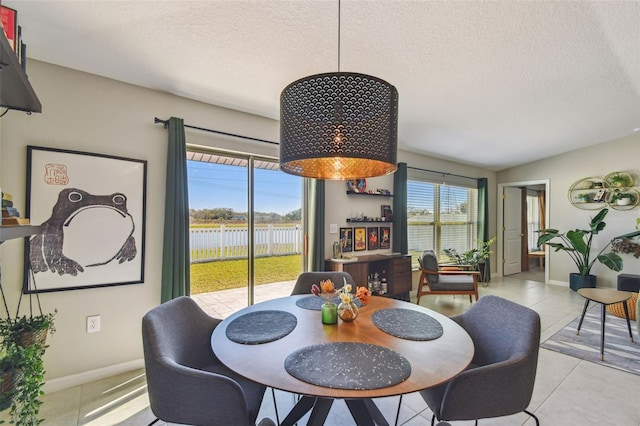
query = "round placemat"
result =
(284, 342, 411, 390)
(226, 310, 297, 344)
(371, 308, 443, 341)
(296, 295, 364, 311)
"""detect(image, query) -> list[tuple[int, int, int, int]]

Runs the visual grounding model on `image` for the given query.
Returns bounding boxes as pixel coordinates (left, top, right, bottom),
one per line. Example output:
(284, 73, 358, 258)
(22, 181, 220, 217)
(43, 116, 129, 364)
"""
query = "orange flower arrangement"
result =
(311, 278, 369, 305)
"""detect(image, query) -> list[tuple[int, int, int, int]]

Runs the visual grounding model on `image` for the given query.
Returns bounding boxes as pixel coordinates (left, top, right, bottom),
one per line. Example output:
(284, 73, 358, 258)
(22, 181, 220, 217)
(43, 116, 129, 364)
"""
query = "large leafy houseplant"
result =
(536, 209, 640, 289)
(0, 310, 56, 424)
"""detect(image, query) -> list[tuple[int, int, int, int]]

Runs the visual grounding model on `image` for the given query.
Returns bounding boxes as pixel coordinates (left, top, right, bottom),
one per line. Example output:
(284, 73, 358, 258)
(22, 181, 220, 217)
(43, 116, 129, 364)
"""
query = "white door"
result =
(503, 187, 522, 275)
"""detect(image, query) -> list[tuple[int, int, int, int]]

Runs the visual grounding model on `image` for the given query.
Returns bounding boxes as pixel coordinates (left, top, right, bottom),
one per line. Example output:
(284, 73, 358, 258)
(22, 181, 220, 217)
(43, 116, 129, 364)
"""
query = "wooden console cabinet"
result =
(325, 254, 412, 300)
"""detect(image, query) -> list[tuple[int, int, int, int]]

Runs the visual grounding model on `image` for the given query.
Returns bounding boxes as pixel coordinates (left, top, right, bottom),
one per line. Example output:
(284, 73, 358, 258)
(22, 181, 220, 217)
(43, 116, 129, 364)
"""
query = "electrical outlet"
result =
(329, 224, 338, 234)
(87, 315, 101, 333)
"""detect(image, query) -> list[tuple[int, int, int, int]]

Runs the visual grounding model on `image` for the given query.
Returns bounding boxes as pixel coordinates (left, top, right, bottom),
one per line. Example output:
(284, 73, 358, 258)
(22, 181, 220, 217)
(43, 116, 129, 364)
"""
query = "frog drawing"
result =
(29, 188, 137, 276)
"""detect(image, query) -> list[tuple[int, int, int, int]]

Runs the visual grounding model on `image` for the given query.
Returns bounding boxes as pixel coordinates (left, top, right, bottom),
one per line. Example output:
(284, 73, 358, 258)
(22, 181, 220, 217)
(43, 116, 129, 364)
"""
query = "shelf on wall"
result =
(346, 191, 393, 197)
(0, 31, 42, 113)
(0, 225, 41, 242)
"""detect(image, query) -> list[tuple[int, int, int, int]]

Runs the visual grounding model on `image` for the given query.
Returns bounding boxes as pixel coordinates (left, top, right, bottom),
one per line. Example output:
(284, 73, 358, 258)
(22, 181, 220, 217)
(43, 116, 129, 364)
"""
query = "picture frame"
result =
(339, 227, 353, 252)
(354, 227, 366, 251)
(381, 204, 393, 221)
(367, 227, 379, 250)
(23, 146, 147, 293)
(379, 226, 391, 250)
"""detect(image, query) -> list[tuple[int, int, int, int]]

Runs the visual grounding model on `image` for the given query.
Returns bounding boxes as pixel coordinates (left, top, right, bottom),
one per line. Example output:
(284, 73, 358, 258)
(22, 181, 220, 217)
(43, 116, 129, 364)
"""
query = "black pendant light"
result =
(279, 1, 398, 180)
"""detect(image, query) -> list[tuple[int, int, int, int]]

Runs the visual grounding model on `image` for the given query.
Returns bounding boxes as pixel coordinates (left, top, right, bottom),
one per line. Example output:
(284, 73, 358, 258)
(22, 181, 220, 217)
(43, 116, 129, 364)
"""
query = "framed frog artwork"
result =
(23, 146, 147, 293)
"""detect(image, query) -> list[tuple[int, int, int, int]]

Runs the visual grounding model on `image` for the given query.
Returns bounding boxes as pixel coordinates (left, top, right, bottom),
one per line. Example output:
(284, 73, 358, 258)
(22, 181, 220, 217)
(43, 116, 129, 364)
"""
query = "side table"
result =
(576, 288, 634, 360)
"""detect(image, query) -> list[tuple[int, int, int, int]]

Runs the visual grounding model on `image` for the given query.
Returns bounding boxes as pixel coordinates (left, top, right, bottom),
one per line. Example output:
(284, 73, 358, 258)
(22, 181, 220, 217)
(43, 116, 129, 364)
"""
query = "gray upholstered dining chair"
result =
(416, 250, 480, 304)
(419, 295, 541, 426)
(290, 271, 356, 295)
(142, 296, 275, 426)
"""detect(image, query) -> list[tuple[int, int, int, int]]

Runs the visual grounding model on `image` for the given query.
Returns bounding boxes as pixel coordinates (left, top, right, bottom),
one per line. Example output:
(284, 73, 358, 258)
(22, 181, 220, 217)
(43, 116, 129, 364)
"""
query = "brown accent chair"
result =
(416, 250, 479, 305)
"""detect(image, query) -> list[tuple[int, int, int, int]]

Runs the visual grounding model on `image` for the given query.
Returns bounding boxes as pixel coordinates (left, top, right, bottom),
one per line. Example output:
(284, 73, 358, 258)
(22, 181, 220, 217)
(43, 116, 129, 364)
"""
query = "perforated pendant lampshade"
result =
(279, 72, 398, 180)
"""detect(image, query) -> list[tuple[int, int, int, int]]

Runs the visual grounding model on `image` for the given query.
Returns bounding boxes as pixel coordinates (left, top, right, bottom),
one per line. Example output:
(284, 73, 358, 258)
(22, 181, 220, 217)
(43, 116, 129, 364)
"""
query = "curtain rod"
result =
(154, 117, 279, 146)
(407, 166, 479, 181)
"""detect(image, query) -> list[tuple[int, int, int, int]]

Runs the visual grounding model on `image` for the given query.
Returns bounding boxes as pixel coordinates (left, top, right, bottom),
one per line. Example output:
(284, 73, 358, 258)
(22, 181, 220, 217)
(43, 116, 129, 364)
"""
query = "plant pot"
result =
(617, 198, 632, 206)
(15, 328, 48, 348)
(0, 369, 18, 411)
(569, 273, 596, 291)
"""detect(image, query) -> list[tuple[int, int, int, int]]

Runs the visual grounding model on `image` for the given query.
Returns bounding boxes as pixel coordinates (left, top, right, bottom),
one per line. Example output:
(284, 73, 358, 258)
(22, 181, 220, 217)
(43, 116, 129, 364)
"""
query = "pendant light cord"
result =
(337, 0, 341, 72)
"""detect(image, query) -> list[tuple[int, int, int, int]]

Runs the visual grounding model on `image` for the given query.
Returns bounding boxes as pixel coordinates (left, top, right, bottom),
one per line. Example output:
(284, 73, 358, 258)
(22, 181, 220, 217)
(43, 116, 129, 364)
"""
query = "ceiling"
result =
(10, 1, 640, 171)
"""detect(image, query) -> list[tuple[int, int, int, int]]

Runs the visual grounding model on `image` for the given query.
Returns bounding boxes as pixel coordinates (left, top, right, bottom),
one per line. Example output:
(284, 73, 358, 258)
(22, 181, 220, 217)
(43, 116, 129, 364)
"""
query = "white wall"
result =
(498, 133, 640, 287)
(0, 60, 279, 389)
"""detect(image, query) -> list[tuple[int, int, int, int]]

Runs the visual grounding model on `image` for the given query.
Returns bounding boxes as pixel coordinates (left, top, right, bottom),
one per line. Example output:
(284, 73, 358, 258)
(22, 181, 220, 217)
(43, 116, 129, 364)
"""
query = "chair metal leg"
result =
(524, 409, 540, 426)
(431, 414, 436, 426)
(271, 387, 280, 425)
(148, 419, 159, 426)
(394, 395, 403, 426)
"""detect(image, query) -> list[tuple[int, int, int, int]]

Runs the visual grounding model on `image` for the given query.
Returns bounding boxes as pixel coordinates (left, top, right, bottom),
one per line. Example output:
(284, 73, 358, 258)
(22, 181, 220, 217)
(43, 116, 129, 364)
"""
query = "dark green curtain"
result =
(477, 177, 491, 282)
(392, 163, 408, 255)
(305, 178, 325, 271)
(161, 117, 190, 302)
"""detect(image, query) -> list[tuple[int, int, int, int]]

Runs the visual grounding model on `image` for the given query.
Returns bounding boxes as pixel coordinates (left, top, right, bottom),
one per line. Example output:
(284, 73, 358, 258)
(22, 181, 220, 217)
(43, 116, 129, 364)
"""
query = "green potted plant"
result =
(0, 310, 55, 424)
(536, 208, 640, 290)
(443, 237, 496, 282)
(610, 189, 637, 206)
(606, 172, 632, 188)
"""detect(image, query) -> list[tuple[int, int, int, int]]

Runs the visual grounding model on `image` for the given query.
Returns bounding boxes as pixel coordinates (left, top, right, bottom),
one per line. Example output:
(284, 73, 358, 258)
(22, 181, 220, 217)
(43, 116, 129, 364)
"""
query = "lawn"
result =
(190, 254, 302, 294)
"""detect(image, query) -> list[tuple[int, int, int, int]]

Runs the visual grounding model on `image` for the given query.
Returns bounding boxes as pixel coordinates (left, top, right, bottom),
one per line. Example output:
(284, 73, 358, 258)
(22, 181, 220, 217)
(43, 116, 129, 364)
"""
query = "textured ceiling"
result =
(9, 0, 640, 171)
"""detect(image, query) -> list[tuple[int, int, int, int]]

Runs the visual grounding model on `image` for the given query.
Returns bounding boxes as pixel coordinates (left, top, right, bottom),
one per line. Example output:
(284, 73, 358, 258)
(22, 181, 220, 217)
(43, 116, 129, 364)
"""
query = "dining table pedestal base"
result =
(280, 395, 389, 426)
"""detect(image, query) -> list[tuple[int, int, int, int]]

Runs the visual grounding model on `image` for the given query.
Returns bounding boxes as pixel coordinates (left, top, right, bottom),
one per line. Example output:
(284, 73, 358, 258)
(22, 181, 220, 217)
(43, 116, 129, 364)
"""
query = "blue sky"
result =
(187, 160, 301, 214)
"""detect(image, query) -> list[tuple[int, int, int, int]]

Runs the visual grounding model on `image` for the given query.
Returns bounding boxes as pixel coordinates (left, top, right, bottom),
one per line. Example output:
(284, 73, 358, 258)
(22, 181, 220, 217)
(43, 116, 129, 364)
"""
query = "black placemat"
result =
(226, 310, 297, 344)
(371, 308, 443, 341)
(284, 342, 411, 390)
(295, 295, 364, 311)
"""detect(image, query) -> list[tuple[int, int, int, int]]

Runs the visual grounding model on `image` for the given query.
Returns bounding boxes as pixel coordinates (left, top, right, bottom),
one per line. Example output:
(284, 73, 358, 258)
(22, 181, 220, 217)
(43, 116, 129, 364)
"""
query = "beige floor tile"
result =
(36, 276, 640, 425)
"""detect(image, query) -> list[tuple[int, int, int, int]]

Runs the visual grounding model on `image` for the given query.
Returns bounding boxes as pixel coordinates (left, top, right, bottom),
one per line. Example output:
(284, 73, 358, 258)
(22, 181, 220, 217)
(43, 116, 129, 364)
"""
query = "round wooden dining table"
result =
(211, 295, 474, 426)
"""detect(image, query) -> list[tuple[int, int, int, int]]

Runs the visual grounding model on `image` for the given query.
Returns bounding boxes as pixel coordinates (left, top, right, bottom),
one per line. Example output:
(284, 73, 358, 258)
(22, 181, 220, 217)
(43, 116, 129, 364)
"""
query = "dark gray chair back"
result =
(419, 250, 440, 283)
(142, 296, 270, 426)
(420, 295, 541, 424)
(290, 271, 356, 295)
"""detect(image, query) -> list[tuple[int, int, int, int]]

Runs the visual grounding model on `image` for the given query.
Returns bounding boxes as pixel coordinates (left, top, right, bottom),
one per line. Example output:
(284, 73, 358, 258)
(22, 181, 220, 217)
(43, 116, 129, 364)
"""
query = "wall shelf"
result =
(346, 191, 393, 197)
(0, 31, 42, 113)
(0, 225, 41, 242)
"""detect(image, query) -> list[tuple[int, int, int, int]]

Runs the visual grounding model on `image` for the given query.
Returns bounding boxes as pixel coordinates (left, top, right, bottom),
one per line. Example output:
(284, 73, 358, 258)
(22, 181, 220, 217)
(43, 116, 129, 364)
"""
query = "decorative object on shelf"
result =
(354, 227, 366, 251)
(379, 227, 391, 250)
(279, 1, 398, 180)
(24, 146, 147, 293)
(568, 172, 639, 210)
(604, 171, 634, 188)
(536, 209, 640, 291)
(346, 179, 367, 193)
(332, 241, 342, 259)
(381, 204, 393, 221)
(610, 189, 637, 206)
(367, 227, 379, 250)
(340, 227, 353, 252)
(0, 6, 18, 51)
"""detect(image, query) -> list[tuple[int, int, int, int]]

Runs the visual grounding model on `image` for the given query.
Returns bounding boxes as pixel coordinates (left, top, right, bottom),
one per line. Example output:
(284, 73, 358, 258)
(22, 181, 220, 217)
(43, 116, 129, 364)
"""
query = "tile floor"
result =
(22, 276, 640, 425)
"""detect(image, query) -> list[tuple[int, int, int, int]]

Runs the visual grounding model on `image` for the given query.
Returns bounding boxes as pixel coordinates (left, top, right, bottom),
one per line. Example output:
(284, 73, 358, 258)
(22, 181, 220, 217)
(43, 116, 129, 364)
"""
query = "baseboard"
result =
(43, 358, 145, 393)
(548, 279, 569, 287)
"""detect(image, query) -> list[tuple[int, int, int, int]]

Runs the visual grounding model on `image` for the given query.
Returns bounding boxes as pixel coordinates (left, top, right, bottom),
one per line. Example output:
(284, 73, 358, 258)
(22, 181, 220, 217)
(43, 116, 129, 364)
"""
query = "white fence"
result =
(190, 225, 302, 263)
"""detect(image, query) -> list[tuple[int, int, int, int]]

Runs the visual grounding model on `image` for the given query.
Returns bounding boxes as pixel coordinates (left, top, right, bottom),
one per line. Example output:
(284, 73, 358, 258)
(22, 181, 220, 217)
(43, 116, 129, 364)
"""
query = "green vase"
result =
(321, 302, 338, 325)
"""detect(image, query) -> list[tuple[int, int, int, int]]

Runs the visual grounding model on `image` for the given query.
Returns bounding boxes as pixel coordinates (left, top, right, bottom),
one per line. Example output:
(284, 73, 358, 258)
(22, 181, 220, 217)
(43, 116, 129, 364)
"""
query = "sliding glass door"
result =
(187, 150, 302, 318)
